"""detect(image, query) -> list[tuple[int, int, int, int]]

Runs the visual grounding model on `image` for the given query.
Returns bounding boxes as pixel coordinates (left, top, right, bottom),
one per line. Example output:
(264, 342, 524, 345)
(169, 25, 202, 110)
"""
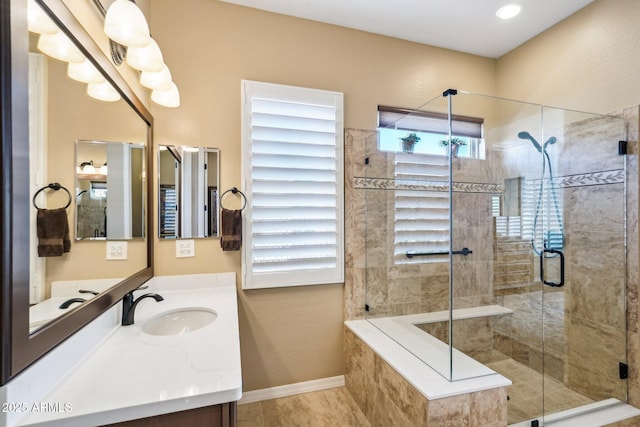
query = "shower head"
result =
(544, 136, 557, 150)
(517, 131, 542, 153)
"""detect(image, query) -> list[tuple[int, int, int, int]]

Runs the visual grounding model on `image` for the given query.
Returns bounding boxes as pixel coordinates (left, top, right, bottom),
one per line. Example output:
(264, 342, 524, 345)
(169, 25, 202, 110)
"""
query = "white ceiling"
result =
(218, 0, 594, 58)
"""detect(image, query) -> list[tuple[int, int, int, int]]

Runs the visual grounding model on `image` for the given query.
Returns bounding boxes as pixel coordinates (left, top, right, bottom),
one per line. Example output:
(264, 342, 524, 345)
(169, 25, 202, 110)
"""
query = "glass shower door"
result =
(539, 107, 628, 422)
(449, 92, 628, 425)
(448, 92, 547, 424)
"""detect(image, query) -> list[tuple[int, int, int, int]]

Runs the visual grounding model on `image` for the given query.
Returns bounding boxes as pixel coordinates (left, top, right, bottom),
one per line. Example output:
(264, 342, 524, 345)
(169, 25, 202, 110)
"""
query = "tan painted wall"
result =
(148, 0, 496, 391)
(496, 0, 640, 113)
(59, 0, 640, 394)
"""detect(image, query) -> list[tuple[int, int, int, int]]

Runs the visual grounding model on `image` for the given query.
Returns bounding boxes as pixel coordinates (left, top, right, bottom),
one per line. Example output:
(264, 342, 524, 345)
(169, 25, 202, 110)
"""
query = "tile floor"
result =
(237, 387, 370, 427)
(237, 374, 639, 427)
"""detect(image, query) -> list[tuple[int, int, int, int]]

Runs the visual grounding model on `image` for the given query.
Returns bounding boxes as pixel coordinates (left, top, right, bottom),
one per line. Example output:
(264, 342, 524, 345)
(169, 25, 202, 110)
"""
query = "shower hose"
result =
(517, 132, 563, 256)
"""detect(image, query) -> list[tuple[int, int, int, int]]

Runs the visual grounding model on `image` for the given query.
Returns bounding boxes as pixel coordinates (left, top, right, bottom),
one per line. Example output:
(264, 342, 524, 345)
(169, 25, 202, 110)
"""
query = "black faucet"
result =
(58, 297, 86, 309)
(121, 291, 164, 326)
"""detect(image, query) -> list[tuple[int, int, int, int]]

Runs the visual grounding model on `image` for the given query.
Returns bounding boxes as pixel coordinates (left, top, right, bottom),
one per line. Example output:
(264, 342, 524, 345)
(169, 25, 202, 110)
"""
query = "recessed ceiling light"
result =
(496, 4, 523, 20)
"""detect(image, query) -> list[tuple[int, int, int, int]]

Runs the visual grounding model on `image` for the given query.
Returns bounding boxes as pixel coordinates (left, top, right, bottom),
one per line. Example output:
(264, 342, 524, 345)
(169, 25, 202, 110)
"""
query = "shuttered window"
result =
(241, 81, 344, 289)
(521, 178, 564, 253)
(394, 154, 450, 264)
(378, 106, 484, 264)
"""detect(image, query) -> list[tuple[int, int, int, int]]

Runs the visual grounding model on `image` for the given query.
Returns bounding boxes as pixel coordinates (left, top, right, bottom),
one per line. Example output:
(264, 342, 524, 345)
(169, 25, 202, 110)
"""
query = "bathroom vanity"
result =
(16, 273, 241, 427)
(1, 1, 242, 426)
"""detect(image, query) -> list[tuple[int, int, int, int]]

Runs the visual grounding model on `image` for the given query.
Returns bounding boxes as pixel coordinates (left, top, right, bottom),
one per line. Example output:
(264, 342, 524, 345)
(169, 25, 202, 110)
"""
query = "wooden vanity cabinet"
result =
(103, 402, 237, 427)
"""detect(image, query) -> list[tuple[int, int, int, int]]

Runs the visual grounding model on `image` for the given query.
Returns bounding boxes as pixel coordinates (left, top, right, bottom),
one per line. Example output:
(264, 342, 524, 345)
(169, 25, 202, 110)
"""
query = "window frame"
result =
(241, 80, 345, 290)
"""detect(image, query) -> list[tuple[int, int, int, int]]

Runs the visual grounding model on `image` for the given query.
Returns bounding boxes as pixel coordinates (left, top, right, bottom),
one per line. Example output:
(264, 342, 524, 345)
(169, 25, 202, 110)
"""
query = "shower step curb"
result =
(509, 398, 640, 427)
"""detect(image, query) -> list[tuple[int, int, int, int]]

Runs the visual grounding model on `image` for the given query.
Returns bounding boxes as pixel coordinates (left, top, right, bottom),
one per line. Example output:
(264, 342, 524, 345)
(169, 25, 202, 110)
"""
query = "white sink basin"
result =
(142, 307, 217, 336)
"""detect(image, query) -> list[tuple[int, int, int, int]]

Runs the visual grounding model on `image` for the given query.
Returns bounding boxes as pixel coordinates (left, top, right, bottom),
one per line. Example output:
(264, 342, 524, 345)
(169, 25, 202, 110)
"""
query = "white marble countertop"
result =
(20, 274, 242, 426)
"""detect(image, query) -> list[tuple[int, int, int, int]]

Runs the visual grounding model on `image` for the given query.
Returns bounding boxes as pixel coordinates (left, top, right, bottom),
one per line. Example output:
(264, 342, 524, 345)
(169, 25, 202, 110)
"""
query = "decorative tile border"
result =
(353, 177, 503, 194)
(354, 169, 624, 194)
(552, 168, 625, 188)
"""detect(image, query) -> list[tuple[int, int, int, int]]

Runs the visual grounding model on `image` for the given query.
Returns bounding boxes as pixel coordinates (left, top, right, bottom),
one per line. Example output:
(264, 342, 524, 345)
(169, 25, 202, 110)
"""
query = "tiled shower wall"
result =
(347, 131, 499, 319)
(343, 103, 640, 406)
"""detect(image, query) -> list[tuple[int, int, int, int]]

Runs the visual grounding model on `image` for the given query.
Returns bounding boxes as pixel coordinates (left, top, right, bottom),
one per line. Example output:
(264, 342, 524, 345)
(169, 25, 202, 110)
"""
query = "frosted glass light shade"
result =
(87, 81, 121, 102)
(28, 0, 58, 34)
(151, 82, 180, 108)
(126, 38, 164, 72)
(104, 0, 150, 47)
(68, 59, 104, 84)
(37, 32, 84, 63)
(140, 65, 172, 90)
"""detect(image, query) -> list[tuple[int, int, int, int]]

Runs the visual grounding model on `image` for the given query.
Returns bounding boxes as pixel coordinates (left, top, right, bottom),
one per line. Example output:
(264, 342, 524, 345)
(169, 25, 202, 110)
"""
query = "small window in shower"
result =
(377, 106, 485, 159)
(89, 181, 107, 199)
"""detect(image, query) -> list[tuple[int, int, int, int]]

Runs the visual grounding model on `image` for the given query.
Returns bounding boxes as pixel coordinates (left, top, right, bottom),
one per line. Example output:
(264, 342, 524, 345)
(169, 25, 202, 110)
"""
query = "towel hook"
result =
(220, 187, 247, 211)
(33, 183, 72, 209)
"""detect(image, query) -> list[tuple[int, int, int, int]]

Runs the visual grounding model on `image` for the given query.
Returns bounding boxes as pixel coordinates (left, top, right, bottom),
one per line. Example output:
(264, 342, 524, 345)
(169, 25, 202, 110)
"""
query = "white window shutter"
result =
(241, 81, 344, 289)
(394, 153, 450, 264)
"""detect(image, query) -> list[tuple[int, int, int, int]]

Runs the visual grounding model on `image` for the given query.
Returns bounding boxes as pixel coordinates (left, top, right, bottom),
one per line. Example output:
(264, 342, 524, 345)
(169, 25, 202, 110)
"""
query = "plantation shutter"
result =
(394, 153, 450, 264)
(521, 178, 563, 253)
(241, 81, 344, 289)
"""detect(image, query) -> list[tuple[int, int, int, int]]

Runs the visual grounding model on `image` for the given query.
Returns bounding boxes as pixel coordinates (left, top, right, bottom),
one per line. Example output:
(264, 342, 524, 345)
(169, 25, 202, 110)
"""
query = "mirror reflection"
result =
(27, 6, 149, 333)
(75, 140, 145, 240)
(158, 145, 219, 239)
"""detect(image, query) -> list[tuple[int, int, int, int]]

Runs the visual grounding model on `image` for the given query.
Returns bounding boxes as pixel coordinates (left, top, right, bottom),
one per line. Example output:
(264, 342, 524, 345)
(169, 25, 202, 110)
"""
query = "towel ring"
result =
(220, 187, 247, 211)
(33, 183, 72, 209)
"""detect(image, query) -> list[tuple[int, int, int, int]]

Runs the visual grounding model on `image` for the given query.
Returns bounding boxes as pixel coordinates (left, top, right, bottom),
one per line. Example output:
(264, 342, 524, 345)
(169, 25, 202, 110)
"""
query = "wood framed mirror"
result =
(0, 0, 154, 384)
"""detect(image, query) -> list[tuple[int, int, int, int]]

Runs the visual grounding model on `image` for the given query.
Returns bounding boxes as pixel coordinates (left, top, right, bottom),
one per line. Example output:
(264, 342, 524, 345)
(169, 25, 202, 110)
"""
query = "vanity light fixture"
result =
(27, 0, 58, 34)
(180, 146, 200, 153)
(87, 81, 121, 102)
(97, 0, 180, 107)
(151, 82, 180, 108)
(78, 161, 96, 174)
(37, 31, 84, 63)
(67, 59, 105, 84)
(103, 0, 150, 47)
(140, 65, 172, 90)
(126, 38, 164, 72)
(496, 4, 523, 20)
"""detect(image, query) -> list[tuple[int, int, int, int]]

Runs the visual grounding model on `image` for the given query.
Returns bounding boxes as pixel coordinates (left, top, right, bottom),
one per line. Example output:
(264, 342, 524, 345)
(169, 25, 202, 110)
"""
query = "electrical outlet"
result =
(176, 239, 195, 258)
(106, 241, 127, 260)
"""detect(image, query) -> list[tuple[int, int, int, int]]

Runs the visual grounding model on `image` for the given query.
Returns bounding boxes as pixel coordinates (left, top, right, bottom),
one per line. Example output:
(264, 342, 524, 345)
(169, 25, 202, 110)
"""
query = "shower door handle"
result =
(540, 248, 565, 287)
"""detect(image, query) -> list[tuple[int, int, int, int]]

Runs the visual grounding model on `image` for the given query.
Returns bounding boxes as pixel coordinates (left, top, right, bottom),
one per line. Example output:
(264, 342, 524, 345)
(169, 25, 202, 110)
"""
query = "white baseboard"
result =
(239, 375, 345, 405)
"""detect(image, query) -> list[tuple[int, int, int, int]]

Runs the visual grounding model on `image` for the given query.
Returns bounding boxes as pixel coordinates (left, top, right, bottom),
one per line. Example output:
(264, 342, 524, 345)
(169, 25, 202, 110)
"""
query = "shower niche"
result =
(362, 90, 630, 425)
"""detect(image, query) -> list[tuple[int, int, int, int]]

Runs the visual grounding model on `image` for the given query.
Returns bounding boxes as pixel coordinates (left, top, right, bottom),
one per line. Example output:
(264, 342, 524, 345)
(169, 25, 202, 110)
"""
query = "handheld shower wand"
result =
(517, 131, 556, 154)
(517, 131, 542, 153)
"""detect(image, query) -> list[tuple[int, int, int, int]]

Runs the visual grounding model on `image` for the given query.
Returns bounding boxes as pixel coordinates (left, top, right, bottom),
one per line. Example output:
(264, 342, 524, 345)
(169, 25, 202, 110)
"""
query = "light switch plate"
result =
(176, 239, 195, 258)
(106, 241, 127, 260)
